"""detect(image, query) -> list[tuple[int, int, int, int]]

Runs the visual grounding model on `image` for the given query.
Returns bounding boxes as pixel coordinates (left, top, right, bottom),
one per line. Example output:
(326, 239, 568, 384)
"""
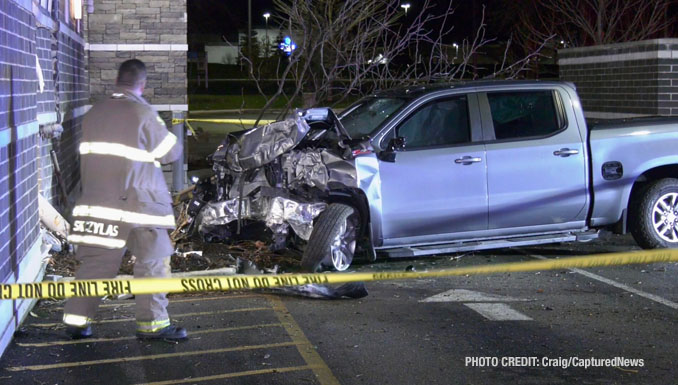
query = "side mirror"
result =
(378, 137, 406, 162)
(300, 107, 330, 123)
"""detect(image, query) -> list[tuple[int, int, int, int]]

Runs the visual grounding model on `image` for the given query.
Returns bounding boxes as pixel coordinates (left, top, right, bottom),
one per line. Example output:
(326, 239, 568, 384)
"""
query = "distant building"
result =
(204, 28, 298, 64)
(205, 44, 240, 65)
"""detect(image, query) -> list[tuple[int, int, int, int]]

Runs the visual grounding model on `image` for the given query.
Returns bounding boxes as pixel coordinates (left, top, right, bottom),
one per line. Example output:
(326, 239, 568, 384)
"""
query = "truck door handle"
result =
(553, 148, 579, 157)
(454, 156, 482, 165)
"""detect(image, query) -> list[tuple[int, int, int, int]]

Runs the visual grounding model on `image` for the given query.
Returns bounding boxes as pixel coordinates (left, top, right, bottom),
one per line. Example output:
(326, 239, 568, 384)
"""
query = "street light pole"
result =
(263, 12, 270, 58)
(247, 0, 252, 60)
(401, 3, 410, 15)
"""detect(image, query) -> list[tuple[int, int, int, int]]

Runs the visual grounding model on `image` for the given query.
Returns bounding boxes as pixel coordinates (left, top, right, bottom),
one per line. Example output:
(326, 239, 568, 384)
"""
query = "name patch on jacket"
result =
(73, 220, 120, 237)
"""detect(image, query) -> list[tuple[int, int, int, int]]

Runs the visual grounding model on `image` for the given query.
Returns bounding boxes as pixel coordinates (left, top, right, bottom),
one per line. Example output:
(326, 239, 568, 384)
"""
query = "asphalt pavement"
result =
(1, 234, 677, 384)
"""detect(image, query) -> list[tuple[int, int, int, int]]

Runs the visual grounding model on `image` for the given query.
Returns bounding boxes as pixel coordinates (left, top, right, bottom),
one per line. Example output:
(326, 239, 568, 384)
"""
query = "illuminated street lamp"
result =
(72, 0, 82, 19)
(263, 12, 271, 57)
(452, 42, 459, 58)
(401, 3, 411, 14)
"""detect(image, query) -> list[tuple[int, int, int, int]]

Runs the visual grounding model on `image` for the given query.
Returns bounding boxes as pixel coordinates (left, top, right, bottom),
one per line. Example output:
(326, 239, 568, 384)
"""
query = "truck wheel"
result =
(301, 204, 358, 272)
(630, 178, 678, 249)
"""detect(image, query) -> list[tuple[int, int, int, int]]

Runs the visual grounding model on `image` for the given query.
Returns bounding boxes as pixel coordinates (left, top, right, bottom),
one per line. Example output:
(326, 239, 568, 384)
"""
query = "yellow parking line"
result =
(6, 341, 304, 372)
(137, 365, 323, 385)
(17, 323, 283, 347)
(100, 293, 262, 307)
(30, 307, 271, 328)
(267, 295, 341, 385)
(51, 294, 263, 310)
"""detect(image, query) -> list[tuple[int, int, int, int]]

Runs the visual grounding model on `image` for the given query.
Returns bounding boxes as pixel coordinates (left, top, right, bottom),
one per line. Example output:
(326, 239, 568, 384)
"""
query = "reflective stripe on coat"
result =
(69, 89, 183, 249)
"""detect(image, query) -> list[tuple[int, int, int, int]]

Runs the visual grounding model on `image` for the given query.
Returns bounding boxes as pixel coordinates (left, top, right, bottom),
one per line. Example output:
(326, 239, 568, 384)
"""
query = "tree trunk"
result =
(302, 92, 316, 108)
(596, 0, 605, 44)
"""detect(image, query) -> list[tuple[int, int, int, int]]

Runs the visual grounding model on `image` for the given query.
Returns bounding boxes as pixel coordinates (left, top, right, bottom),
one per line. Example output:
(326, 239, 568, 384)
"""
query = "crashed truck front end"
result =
(174, 110, 378, 272)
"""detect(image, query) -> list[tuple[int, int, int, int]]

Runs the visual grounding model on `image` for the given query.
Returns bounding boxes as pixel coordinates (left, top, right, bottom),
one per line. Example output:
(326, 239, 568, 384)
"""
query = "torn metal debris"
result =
(173, 108, 374, 272)
(199, 195, 326, 241)
(268, 282, 369, 300)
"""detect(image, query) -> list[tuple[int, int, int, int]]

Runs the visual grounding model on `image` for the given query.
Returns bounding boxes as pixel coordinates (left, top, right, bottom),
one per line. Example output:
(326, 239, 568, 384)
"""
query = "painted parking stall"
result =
(2, 294, 340, 385)
(3, 238, 678, 384)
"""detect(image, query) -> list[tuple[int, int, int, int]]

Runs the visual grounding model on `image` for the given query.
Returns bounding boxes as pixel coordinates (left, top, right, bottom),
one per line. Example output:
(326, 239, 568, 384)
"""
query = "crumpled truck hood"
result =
(211, 113, 360, 191)
(212, 116, 311, 173)
(194, 112, 378, 245)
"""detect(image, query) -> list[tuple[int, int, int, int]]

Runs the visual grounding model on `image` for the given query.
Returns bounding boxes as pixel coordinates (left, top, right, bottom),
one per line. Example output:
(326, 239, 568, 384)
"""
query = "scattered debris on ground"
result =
(44, 239, 302, 278)
(45, 250, 80, 278)
(175, 240, 302, 272)
(269, 282, 369, 299)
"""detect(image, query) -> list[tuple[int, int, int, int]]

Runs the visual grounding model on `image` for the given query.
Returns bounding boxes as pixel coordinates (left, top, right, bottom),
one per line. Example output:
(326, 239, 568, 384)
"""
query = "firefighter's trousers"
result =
(63, 228, 174, 332)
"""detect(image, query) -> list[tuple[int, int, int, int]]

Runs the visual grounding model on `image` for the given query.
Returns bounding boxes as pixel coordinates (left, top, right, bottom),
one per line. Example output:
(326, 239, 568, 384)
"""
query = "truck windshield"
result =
(340, 97, 406, 138)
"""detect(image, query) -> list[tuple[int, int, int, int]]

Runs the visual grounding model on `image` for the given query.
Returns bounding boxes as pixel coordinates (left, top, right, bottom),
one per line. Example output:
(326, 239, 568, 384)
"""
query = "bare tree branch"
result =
(239, 0, 552, 118)
(516, 0, 674, 47)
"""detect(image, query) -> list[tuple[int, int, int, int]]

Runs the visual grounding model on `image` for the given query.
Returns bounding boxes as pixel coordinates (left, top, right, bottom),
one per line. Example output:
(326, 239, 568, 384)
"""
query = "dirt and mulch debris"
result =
(43, 240, 369, 300)
(174, 241, 302, 273)
(45, 240, 302, 278)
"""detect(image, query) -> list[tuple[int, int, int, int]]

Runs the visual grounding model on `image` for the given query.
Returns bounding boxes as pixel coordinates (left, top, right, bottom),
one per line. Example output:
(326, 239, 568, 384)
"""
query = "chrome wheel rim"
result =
(329, 215, 357, 271)
(652, 192, 678, 243)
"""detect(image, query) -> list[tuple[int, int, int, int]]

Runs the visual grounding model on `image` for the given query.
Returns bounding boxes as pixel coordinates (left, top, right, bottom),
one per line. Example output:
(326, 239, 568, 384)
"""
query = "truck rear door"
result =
(479, 89, 588, 231)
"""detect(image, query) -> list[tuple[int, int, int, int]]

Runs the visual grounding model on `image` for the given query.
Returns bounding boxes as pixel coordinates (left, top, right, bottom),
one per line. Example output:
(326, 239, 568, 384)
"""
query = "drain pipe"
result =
(171, 112, 185, 192)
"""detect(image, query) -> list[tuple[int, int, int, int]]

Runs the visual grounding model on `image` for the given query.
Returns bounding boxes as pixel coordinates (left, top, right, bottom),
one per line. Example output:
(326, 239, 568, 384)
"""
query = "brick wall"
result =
(1, 0, 187, 356)
(35, 21, 57, 203)
(0, 135, 41, 279)
(86, 0, 188, 106)
(89, 50, 187, 104)
(1, 0, 88, 358)
(87, 1, 186, 44)
(54, 25, 88, 197)
(34, 15, 88, 208)
(559, 39, 678, 119)
(58, 32, 88, 113)
(0, 0, 40, 282)
(35, 27, 55, 115)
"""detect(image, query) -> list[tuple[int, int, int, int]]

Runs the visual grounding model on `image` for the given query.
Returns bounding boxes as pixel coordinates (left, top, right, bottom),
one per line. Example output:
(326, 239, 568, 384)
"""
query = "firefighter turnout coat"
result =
(68, 89, 183, 249)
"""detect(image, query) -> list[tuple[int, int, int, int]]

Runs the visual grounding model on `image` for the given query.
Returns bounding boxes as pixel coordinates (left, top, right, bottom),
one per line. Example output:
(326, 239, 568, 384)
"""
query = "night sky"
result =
(188, 0, 275, 38)
(187, 0, 509, 43)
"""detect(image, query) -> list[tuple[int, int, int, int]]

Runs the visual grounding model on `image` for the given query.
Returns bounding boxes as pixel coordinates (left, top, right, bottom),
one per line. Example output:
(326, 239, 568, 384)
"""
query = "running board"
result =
(383, 232, 598, 258)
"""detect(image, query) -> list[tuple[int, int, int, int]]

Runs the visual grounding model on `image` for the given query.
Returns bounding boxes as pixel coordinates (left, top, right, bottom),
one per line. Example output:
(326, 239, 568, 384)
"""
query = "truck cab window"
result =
(488, 91, 560, 140)
(397, 96, 470, 149)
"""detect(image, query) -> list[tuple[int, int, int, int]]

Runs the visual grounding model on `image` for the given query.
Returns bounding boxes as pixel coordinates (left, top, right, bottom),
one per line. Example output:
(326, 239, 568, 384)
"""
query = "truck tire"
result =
(301, 204, 358, 272)
(630, 178, 678, 249)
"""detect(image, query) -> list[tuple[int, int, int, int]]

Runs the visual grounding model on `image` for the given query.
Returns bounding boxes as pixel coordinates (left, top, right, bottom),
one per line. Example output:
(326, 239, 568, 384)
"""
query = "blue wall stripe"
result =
(0, 121, 40, 147)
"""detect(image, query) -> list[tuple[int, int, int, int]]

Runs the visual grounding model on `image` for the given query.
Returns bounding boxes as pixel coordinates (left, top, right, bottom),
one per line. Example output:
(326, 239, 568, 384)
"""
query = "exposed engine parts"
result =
(172, 109, 372, 271)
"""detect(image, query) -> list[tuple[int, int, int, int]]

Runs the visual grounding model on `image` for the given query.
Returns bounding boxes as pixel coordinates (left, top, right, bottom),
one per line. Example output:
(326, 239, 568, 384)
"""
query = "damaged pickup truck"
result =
(174, 80, 678, 272)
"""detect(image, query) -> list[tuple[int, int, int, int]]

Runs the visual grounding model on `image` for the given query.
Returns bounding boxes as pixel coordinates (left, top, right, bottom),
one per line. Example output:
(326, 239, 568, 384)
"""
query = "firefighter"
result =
(63, 59, 187, 340)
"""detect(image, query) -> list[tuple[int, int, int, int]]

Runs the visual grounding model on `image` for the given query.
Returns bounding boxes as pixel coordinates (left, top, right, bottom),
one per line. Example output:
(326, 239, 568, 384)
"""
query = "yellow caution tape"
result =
(173, 118, 277, 138)
(2, 249, 677, 300)
(183, 120, 198, 138)
(171, 118, 276, 126)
